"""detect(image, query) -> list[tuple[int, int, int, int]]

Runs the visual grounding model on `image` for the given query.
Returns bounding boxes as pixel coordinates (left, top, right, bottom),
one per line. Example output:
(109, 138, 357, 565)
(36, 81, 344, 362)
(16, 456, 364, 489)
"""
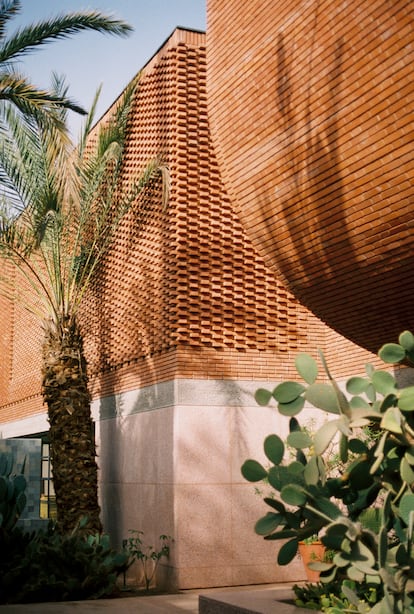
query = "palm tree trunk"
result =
(41, 315, 102, 534)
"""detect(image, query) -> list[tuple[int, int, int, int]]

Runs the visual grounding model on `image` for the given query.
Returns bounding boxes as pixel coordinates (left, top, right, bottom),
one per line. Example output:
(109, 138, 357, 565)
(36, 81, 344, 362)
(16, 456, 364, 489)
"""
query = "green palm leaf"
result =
(0, 11, 133, 62)
(0, 4, 133, 124)
(0, 64, 168, 535)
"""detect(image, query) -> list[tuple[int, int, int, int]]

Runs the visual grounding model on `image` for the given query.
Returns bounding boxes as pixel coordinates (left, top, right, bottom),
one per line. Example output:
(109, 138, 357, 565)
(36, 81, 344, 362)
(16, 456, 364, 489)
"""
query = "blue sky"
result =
(12, 1, 206, 138)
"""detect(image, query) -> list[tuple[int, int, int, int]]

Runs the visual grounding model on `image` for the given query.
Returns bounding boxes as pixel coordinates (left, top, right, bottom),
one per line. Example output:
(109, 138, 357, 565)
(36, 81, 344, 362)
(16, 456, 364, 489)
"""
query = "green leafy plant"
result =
(301, 534, 321, 546)
(293, 579, 378, 612)
(123, 530, 172, 591)
(0, 458, 128, 604)
(242, 331, 414, 612)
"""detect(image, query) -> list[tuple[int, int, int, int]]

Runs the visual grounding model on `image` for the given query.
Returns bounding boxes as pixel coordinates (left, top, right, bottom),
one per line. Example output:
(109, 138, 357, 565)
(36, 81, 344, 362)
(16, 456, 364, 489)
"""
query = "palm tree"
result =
(0, 0, 133, 128)
(0, 76, 169, 534)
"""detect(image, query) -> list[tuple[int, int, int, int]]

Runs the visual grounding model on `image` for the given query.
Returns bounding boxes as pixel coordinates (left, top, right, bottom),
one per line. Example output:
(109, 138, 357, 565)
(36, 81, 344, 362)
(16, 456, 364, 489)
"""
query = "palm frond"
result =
(0, 71, 86, 124)
(77, 78, 138, 208)
(0, 1, 20, 41)
(0, 107, 43, 212)
(0, 100, 71, 211)
(0, 11, 133, 63)
(160, 164, 171, 210)
(48, 72, 73, 125)
(0, 63, 170, 327)
(78, 84, 102, 155)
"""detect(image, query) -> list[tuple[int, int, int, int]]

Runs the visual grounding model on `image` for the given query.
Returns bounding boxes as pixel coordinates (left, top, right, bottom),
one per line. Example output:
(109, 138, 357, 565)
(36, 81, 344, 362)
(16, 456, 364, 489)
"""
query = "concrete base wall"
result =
(92, 378, 307, 589)
(0, 377, 318, 590)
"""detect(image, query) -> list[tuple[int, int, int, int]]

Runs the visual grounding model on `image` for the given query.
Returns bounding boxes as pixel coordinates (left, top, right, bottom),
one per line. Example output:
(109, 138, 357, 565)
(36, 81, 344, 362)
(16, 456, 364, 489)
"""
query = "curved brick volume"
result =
(206, 0, 414, 352)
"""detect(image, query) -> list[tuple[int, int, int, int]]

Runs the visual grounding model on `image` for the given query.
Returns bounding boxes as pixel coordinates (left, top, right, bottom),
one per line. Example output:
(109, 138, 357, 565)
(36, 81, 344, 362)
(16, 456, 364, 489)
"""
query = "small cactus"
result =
(0, 453, 27, 532)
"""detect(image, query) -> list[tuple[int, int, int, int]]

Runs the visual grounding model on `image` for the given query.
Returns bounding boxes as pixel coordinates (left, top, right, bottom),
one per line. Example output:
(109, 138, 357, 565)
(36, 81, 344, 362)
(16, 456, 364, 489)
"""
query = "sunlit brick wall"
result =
(81, 28, 328, 396)
(206, 0, 414, 353)
(0, 264, 44, 424)
(0, 28, 382, 425)
(82, 28, 382, 397)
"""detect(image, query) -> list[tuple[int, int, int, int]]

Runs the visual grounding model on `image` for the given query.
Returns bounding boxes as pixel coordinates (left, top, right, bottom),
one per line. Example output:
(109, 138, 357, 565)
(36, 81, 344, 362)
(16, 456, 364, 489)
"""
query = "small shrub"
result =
(0, 518, 129, 604)
(123, 530, 172, 591)
(0, 455, 128, 604)
(293, 579, 378, 612)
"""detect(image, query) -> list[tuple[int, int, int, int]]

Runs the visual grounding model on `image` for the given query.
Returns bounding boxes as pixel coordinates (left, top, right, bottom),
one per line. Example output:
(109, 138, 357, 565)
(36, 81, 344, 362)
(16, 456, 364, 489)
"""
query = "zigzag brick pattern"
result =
(81, 31, 314, 391)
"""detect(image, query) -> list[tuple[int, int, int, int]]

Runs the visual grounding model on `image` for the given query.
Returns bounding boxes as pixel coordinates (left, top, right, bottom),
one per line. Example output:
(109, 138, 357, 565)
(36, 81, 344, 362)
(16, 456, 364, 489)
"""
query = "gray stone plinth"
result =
(199, 588, 313, 614)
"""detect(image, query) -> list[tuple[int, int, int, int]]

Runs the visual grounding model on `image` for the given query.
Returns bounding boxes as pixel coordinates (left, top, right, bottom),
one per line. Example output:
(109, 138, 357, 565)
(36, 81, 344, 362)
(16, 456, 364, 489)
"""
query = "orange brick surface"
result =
(0, 28, 382, 427)
(206, 1, 414, 353)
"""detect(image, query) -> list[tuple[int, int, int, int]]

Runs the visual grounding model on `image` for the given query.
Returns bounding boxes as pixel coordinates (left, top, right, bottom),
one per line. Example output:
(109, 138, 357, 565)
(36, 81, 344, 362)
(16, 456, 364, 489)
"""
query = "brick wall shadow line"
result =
(255, 26, 363, 344)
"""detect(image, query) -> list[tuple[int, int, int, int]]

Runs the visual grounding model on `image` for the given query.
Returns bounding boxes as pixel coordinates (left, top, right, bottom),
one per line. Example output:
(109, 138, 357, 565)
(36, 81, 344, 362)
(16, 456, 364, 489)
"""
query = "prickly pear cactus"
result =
(0, 453, 27, 532)
(242, 331, 414, 613)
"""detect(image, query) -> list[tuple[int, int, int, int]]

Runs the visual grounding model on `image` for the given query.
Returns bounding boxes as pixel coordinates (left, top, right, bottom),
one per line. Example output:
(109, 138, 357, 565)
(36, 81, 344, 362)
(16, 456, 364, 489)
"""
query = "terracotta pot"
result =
(298, 541, 326, 583)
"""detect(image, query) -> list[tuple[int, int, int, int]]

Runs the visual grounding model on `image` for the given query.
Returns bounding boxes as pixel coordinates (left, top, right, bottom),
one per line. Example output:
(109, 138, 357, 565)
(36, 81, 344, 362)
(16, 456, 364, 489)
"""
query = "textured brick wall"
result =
(206, 0, 414, 352)
(0, 28, 382, 425)
(0, 265, 44, 423)
(81, 27, 331, 397)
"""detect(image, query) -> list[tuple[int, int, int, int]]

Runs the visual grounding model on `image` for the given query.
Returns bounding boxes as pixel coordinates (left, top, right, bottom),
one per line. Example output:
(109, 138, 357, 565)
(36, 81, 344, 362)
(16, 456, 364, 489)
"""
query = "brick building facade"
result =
(0, 27, 385, 589)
